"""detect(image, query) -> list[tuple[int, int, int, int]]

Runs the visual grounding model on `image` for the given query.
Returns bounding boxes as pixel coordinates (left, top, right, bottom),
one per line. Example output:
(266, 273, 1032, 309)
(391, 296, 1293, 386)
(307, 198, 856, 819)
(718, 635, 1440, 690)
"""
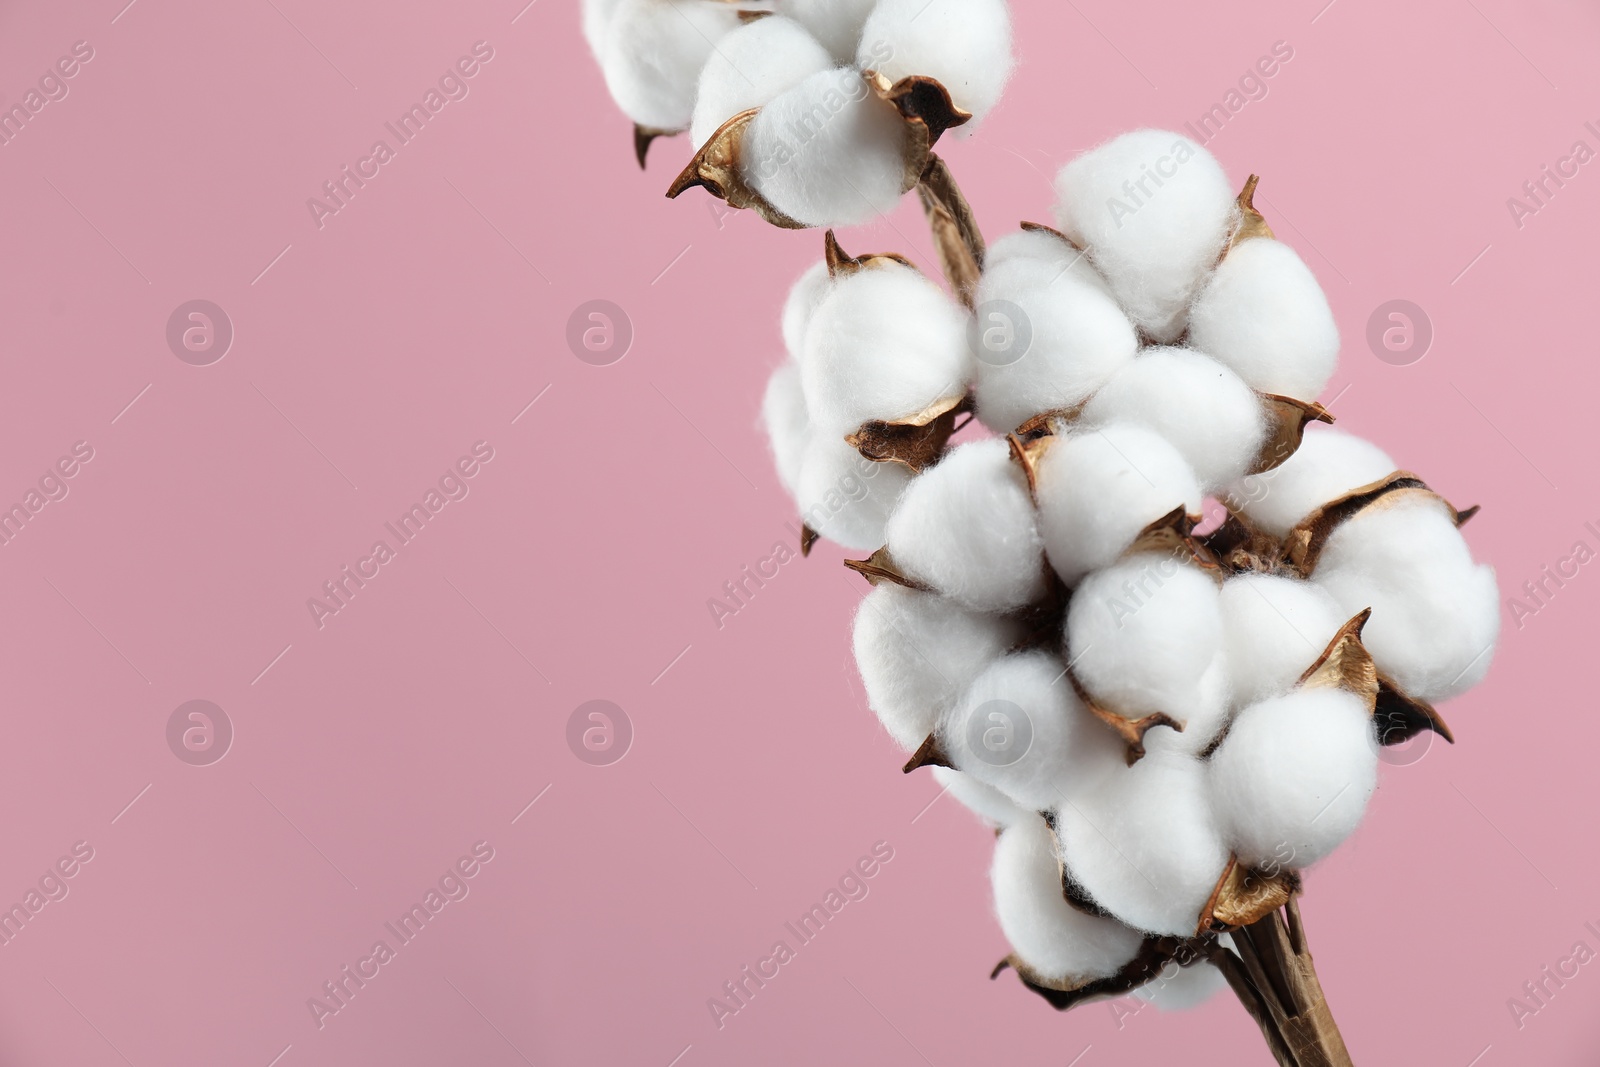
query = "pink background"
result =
(0, 0, 1595, 1063)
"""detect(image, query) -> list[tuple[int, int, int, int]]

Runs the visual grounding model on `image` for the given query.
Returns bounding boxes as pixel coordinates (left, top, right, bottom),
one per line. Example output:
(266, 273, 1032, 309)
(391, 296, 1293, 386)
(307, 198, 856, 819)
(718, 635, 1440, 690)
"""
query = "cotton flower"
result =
(1034, 423, 1203, 586)
(1209, 687, 1378, 869)
(992, 815, 1145, 984)
(853, 584, 1021, 750)
(781, 259, 834, 360)
(1218, 573, 1346, 708)
(1311, 492, 1499, 701)
(1053, 129, 1236, 342)
(971, 237, 1137, 433)
(1229, 426, 1396, 538)
(788, 0, 881, 63)
(689, 15, 835, 148)
(762, 361, 811, 494)
(796, 433, 913, 549)
(933, 765, 1030, 828)
(1190, 237, 1339, 400)
(1079, 347, 1265, 491)
(593, 0, 743, 131)
(801, 259, 971, 436)
(884, 438, 1048, 613)
(856, 0, 1015, 123)
(1055, 748, 1231, 936)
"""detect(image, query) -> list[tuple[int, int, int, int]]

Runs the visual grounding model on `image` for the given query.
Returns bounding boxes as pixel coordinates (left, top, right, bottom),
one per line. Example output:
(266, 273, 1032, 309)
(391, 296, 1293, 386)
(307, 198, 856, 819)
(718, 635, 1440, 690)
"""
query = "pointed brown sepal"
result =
(1251, 395, 1335, 475)
(843, 546, 927, 590)
(1296, 609, 1379, 708)
(1455, 504, 1481, 527)
(735, 7, 770, 21)
(1283, 470, 1432, 574)
(799, 524, 820, 557)
(1225, 174, 1275, 255)
(1006, 432, 1051, 499)
(1374, 675, 1455, 746)
(823, 229, 917, 278)
(633, 125, 678, 169)
(665, 108, 806, 229)
(1013, 405, 1083, 440)
(1197, 856, 1300, 935)
(864, 70, 971, 191)
(902, 732, 952, 773)
(1069, 671, 1183, 766)
(1019, 220, 1085, 250)
(847, 395, 970, 471)
(1199, 509, 1287, 577)
(1121, 506, 1219, 576)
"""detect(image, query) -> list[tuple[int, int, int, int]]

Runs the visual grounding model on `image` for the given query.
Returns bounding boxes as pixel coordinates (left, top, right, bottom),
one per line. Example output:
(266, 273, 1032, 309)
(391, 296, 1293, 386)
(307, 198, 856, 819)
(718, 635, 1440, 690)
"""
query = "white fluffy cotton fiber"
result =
(991, 815, 1146, 984)
(1189, 238, 1339, 401)
(781, 259, 833, 361)
(1053, 130, 1237, 342)
(853, 584, 1021, 750)
(598, 0, 744, 131)
(884, 438, 1048, 613)
(1311, 492, 1499, 701)
(1080, 347, 1265, 491)
(801, 260, 972, 435)
(1055, 749, 1230, 936)
(932, 765, 1030, 828)
(856, 0, 1015, 124)
(796, 433, 913, 549)
(971, 246, 1138, 433)
(1229, 426, 1396, 538)
(1034, 423, 1203, 586)
(690, 16, 835, 148)
(942, 650, 1125, 812)
(1209, 687, 1378, 869)
(787, 0, 880, 63)
(1066, 553, 1224, 727)
(742, 67, 910, 227)
(1133, 955, 1229, 1011)
(1219, 573, 1347, 708)
(761, 361, 811, 495)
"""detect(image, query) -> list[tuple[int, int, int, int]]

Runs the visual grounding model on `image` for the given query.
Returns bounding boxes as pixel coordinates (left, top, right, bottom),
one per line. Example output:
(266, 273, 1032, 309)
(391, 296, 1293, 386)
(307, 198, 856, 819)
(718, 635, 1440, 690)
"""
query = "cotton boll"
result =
(1079, 348, 1265, 491)
(1053, 130, 1236, 341)
(582, 0, 627, 58)
(1034, 423, 1203, 586)
(856, 0, 1015, 123)
(787, 0, 879, 62)
(1066, 554, 1223, 726)
(762, 362, 811, 495)
(884, 439, 1047, 613)
(781, 260, 833, 361)
(689, 16, 834, 148)
(1229, 427, 1395, 538)
(742, 68, 910, 228)
(1219, 574, 1346, 708)
(1209, 688, 1378, 869)
(1141, 653, 1231, 759)
(991, 816, 1146, 984)
(1312, 494, 1500, 701)
(942, 650, 1125, 812)
(801, 261, 971, 435)
(1056, 749, 1230, 936)
(599, 0, 744, 131)
(1134, 957, 1229, 1011)
(971, 255, 1138, 433)
(796, 434, 913, 550)
(1190, 239, 1339, 400)
(932, 766, 1031, 828)
(982, 229, 1112, 299)
(853, 585, 1022, 750)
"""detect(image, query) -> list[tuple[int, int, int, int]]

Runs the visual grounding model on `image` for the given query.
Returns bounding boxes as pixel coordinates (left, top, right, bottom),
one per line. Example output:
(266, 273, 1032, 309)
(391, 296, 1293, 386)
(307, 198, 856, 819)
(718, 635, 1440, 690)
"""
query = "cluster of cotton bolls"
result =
(583, 0, 1015, 226)
(760, 129, 1500, 1003)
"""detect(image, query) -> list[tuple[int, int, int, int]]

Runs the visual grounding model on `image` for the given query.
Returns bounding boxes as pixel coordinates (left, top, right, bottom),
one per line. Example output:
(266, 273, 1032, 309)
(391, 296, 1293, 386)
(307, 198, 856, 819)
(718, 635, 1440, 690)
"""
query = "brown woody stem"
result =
(1216, 896, 1354, 1067)
(915, 154, 985, 307)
